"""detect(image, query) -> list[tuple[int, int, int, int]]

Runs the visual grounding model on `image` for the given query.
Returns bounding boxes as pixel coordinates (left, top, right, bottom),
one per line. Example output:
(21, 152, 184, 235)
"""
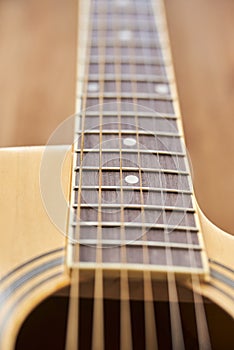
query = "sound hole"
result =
(15, 290, 234, 350)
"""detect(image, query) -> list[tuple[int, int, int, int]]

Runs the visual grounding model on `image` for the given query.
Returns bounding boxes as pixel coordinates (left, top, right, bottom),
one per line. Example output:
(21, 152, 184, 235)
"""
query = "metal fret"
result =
(92, 30, 159, 39)
(79, 134, 184, 154)
(75, 111, 177, 119)
(73, 185, 193, 195)
(93, 3, 155, 14)
(92, 19, 157, 31)
(79, 92, 172, 101)
(75, 129, 180, 136)
(75, 166, 189, 175)
(75, 203, 195, 213)
(86, 74, 170, 83)
(72, 221, 199, 232)
(89, 56, 168, 65)
(75, 149, 185, 156)
(92, 13, 157, 21)
(74, 240, 202, 251)
(91, 39, 162, 49)
(88, 56, 171, 68)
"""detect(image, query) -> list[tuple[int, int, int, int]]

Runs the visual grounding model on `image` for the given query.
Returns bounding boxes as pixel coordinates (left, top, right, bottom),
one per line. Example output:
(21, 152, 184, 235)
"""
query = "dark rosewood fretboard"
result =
(67, 0, 208, 277)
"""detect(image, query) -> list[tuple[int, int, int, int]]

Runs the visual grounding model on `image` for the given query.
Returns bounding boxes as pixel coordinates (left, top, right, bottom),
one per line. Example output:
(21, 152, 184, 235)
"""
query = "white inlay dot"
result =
(118, 30, 132, 41)
(123, 138, 137, 147)
(116, 0, 129, 8)
(88, 82, 99, 92)
(125, 175, 139, 185)
(154, 84, 169, 95)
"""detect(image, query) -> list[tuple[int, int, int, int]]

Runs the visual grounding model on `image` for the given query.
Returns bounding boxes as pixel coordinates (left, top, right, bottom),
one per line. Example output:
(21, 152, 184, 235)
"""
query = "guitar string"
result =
(169, 69, 212, 348)
(132, 71, 159, 349)
(65, 0, 94, 348)
(91, 0, 107, 348)
(65, 268, 79, 350)
(146, 1, 186, 348)
(156, 0, 212, 347)
(112, 5, 133, 350)
(178, 149, 212, 349)
(129, 2, 159, 349)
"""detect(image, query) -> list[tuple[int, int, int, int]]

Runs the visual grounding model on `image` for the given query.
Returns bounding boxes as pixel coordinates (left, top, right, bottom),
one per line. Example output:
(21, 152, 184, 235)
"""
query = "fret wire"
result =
(75, 149, 185, 156)
(91, 39, 163, 49)
(73, 185, 193, 195)
(85, 74, 171, 83)
(89, 56, 167, 65)
(92, 24, 158, 33)
(75, 203, 195, 213)
(75, 110, 177, 119)
(75, 129, 181, 136)
(92, 8, 155, 17)
(75, 240, 202, 250)
(78, 92, 173, 101)
(92, 23, 160, 33)
(75, 166, 189, 175)
(92, 18, 158, 30)
(72, 221, 198, 232)
(92, 9, 159, 18)
(92, 21, 156, 29)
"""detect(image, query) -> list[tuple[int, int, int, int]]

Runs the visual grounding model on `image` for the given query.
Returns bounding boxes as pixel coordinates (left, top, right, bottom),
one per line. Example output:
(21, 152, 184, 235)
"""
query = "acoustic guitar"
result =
(0, 0, 233, 349)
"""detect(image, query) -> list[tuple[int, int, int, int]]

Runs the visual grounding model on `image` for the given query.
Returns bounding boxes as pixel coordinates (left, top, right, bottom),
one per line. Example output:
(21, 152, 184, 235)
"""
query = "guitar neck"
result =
(67, 0, 209, 279)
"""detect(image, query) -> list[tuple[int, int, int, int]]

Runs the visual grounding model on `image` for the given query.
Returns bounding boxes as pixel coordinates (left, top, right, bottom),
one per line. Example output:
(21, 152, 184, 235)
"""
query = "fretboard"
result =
(67, 0, 208, 278)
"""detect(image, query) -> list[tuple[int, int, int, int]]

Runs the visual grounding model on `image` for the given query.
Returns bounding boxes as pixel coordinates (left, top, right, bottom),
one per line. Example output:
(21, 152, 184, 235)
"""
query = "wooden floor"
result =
(0, 0, 234, 235)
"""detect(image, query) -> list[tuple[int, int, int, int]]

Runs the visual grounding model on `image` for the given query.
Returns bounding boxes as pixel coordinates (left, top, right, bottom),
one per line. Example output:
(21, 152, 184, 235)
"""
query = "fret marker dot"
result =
(125, 175, 139, 185)
(155, 84, 169, 95)
(116, 0, 129, 7)
(88, 82, 99, 92)
(118, 30, 132, 41)
(123, 138, 136, 147)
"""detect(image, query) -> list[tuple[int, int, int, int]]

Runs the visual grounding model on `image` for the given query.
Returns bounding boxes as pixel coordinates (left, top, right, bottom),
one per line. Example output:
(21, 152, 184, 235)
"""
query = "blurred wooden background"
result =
(0, 0, 233, 235)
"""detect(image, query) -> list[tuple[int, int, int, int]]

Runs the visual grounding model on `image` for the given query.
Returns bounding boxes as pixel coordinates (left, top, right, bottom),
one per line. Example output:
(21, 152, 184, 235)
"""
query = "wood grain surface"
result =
(0, 0, 77, 146)
(0, 0, 233, 235)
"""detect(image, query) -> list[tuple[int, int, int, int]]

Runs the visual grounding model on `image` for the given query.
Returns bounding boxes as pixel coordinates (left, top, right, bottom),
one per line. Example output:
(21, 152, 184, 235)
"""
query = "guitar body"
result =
(0, 147, 69, 350)
(0, 0, 233, 349)
(0, 146, 233, 349)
